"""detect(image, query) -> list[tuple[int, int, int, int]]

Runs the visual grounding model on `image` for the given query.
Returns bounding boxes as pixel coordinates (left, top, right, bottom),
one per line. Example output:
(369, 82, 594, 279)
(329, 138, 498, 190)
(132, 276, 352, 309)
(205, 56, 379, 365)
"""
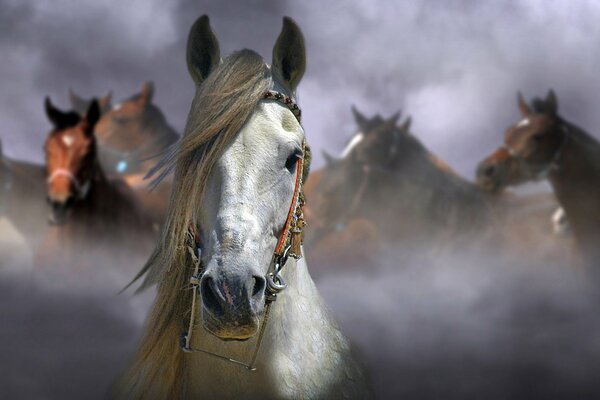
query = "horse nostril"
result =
(200, 276, 224, 316)
(251, 275, 266, 298)
(484, 165, 496, 177)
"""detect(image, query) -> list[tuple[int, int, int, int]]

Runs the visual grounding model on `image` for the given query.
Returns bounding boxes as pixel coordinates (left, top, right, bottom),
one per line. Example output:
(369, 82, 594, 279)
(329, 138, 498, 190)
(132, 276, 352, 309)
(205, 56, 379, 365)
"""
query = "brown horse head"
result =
(44, 97, 100, 225)
(506, 91, 567, 176)
(69, 89, 112, 115)
(475, 146, 527, 193)
(94, 81, 178, 176)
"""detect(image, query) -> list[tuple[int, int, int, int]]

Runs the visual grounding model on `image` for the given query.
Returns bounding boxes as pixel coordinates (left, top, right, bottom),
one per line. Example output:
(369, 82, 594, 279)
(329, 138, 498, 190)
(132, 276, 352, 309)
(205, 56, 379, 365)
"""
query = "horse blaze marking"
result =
(223, 283, 235, 305)
(62, 135, 74, 147)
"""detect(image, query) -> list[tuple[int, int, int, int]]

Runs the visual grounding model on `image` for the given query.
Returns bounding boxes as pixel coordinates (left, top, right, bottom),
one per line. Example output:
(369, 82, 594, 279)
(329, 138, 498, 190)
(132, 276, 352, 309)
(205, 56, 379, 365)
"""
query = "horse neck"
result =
(548, 123, 600, 252)
(183, 255, 365, 399)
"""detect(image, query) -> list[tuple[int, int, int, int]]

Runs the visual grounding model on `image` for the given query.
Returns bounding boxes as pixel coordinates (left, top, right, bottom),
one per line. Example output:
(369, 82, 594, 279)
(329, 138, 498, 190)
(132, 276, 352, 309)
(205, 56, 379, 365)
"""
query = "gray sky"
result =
(2, 0, 600, 179)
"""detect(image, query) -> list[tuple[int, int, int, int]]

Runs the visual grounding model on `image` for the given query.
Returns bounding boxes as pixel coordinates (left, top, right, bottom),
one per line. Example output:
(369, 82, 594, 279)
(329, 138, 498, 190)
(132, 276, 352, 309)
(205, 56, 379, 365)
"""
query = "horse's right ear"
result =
(272, 17, 306, 92)
(85, 99, 101, 133)
(98, 91, 112, 112)
(351, 106, 368, 130)
(187, 15, 221, 86)
(517, 92, 531, 117)
(399, 116, 412, 133)
(69, 89, 86, 112)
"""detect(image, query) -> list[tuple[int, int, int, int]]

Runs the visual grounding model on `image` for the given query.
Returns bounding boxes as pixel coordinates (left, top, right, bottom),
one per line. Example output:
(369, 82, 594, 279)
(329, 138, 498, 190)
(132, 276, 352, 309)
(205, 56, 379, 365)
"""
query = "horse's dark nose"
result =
(200, 273, 266, 314)
(199, 271, 266, 339)
(483, 164, 496, 177)
(47, 196, 75, 225)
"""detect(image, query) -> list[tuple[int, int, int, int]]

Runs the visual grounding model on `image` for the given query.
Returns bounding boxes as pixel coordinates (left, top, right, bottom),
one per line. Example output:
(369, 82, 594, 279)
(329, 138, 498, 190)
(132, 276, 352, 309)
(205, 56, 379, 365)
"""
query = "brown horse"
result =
(478, 90, 600, 269)
(0, 140, 48, 267)
(92, 82, 179, 224)
(37, 98, 156, 282)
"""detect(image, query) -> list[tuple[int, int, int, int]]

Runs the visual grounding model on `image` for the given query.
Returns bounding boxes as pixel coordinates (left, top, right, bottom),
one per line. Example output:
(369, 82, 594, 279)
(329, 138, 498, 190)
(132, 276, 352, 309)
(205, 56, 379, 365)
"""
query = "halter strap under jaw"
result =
(179, 89, 308, 370)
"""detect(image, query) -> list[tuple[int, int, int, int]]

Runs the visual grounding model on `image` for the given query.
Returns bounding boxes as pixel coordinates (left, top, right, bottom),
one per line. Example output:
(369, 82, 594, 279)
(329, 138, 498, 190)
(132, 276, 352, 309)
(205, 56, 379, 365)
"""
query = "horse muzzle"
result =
(47, 197, 75, 225)
(199, 271, 266, 340)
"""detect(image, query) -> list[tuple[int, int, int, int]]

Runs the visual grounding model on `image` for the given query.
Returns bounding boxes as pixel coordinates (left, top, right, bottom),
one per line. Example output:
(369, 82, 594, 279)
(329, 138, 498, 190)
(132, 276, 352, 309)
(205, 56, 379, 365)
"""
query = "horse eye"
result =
(285, 149, 302, 173)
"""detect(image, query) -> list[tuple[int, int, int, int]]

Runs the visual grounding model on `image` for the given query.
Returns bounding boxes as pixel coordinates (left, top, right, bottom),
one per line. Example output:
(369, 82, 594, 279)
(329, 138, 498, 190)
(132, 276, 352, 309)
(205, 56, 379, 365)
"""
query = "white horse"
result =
(118, 15, 370, 399)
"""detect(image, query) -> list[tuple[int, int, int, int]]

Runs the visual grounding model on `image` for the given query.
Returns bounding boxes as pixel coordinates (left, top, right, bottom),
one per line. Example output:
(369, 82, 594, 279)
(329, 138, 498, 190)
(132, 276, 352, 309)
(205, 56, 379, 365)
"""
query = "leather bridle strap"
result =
(47, 168, 91, 199)
(180, 89, 307, 371)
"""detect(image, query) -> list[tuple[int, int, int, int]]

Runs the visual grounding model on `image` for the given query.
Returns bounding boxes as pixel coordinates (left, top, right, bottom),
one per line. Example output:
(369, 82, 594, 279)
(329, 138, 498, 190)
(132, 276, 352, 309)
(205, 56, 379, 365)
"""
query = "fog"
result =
(2, 1, 600, 399)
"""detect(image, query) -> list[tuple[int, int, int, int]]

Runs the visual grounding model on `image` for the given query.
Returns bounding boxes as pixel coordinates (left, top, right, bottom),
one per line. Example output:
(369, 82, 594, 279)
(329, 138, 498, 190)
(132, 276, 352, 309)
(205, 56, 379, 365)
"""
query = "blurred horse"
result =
(0, 139, 48, 266)
(37, 98, 156, 280)
(69, 89, 113, 115)
(477, 90, 600, 270)
(71, 83, 179, 225)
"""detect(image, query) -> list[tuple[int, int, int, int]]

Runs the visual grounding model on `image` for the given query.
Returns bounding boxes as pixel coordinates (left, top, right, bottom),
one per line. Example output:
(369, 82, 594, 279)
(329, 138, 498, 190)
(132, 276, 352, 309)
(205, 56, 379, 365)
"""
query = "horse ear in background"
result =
(69, 89, 112, 115)
(352, 105, 370, 131)
(82, 99, 100, 137)
(399, 116, 412, 133)
(138, 82, 154, 109)
(44, 97, 80, 129)
(517, 91, 532, 117)
(272, 16, 306, 93)
(545, 89, 558, 116)
(186, 15, 221, 85)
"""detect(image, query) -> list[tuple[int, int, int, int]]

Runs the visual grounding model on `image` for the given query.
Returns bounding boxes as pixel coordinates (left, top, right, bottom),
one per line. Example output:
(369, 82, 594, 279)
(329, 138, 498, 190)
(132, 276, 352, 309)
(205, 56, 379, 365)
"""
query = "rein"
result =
(180, 89, 308, 371)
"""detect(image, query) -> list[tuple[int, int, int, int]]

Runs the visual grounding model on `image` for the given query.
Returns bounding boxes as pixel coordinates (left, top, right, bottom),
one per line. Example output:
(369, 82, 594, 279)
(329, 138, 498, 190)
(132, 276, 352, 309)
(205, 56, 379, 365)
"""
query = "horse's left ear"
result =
(84, 99, 101, 135)
(139, 82, 154, 108)
(187, 15, 221, 86)
(399, 116, 412, 133)
(272, 17, 306, 93)
(546, 89, 558, 115)
(99, 91, 112, 112)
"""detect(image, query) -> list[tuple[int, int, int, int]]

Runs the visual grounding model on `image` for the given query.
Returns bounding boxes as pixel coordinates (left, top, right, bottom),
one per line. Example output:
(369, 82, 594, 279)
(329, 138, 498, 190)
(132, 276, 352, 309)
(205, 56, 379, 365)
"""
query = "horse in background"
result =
(305, 106, 570, 276)
(118, 15, 369, 399)
(69, 89, 113, 115)
(36, 98, 156, 284)
(70, 83, 179, 225)
(0, 139, 48, 271)
(477, 90, 600, 271)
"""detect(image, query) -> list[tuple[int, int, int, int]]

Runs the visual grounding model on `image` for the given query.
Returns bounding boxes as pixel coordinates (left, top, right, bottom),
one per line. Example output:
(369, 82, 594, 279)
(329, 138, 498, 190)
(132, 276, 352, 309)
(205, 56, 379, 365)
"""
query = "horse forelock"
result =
(119, 49, 273, 398)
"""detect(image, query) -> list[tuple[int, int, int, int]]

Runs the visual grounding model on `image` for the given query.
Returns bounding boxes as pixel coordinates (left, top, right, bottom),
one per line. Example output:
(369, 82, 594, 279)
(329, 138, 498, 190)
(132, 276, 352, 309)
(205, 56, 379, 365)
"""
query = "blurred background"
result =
(2, 1, 600, 399)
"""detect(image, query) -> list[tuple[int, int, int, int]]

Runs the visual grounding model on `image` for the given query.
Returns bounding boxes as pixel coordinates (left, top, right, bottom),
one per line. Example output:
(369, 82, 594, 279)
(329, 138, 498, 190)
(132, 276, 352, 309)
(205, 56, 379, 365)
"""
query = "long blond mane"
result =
(117, 50, 271, 399)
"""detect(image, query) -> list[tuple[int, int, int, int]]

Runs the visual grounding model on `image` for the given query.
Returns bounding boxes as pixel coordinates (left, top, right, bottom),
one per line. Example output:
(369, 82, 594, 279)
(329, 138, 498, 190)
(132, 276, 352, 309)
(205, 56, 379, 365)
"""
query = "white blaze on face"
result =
(199, 101, 304, 274)
(516, 118, 531, 128)
(62, 135, 74, 147)
(341, 132, 364, 158)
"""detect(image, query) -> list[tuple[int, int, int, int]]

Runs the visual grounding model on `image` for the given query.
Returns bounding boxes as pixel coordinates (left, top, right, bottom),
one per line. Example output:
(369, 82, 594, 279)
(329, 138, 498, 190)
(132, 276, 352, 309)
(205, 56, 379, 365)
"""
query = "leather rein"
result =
(179, 89, 308, 371)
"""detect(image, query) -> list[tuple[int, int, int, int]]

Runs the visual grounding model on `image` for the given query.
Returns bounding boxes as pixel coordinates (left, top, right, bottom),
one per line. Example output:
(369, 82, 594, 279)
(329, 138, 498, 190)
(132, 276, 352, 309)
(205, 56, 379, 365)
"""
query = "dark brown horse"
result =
(37, 98, 156, 282)
(477, 90, 600, 269)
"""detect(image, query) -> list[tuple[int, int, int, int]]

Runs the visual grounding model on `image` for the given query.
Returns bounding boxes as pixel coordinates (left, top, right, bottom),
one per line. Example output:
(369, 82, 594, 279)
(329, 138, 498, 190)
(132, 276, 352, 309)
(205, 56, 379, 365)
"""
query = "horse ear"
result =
(399, 116, 412, 133)
(272, 17, 306, 92)
(98, 91, 112, 112)
(351, 105, 369, 130)
(45, 97, 67, 127)
(383, 112, 401, 130)
(322, 150, 337, 166)
(517, 92, 531, 117)
(68, 89, 86, 112)
(139, 82, 154, 108)
(85, 99, 101, 134)
(546, 89, 558, 115)
(187, 15, 221, 86)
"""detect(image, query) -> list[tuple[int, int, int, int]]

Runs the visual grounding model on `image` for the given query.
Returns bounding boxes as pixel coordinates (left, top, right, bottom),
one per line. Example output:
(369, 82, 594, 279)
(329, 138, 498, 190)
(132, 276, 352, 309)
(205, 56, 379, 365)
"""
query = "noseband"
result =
(180, 89, 308, 370)
(47, 168, 91, 200)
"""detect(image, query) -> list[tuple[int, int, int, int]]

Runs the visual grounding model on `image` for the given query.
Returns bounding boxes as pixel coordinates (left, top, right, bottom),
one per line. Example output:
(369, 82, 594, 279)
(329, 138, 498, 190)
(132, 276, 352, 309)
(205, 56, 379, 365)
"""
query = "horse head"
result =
(44, 97, 100, 225)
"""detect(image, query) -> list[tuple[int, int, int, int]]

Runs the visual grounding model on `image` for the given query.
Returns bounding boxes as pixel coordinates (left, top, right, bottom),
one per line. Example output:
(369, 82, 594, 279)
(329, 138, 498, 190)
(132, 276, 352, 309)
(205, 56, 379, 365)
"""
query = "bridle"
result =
(179, 89, 308, 371)
(503, 123, 569, 180)
(47, 168, 91, 200)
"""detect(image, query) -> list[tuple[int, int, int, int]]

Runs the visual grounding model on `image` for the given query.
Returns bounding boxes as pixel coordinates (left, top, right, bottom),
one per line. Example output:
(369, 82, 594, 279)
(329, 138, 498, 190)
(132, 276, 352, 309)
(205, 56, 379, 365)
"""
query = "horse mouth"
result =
(48, 206, 72, 225)
(201, 310, 261, 341)
(477, 178, 502, 194)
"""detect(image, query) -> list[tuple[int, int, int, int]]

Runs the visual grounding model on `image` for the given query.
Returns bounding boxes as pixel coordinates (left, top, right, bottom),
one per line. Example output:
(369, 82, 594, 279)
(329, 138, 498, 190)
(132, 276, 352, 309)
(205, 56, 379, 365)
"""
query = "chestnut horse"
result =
(37, 98, 156, 282)
(477, 90, 600, 269)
